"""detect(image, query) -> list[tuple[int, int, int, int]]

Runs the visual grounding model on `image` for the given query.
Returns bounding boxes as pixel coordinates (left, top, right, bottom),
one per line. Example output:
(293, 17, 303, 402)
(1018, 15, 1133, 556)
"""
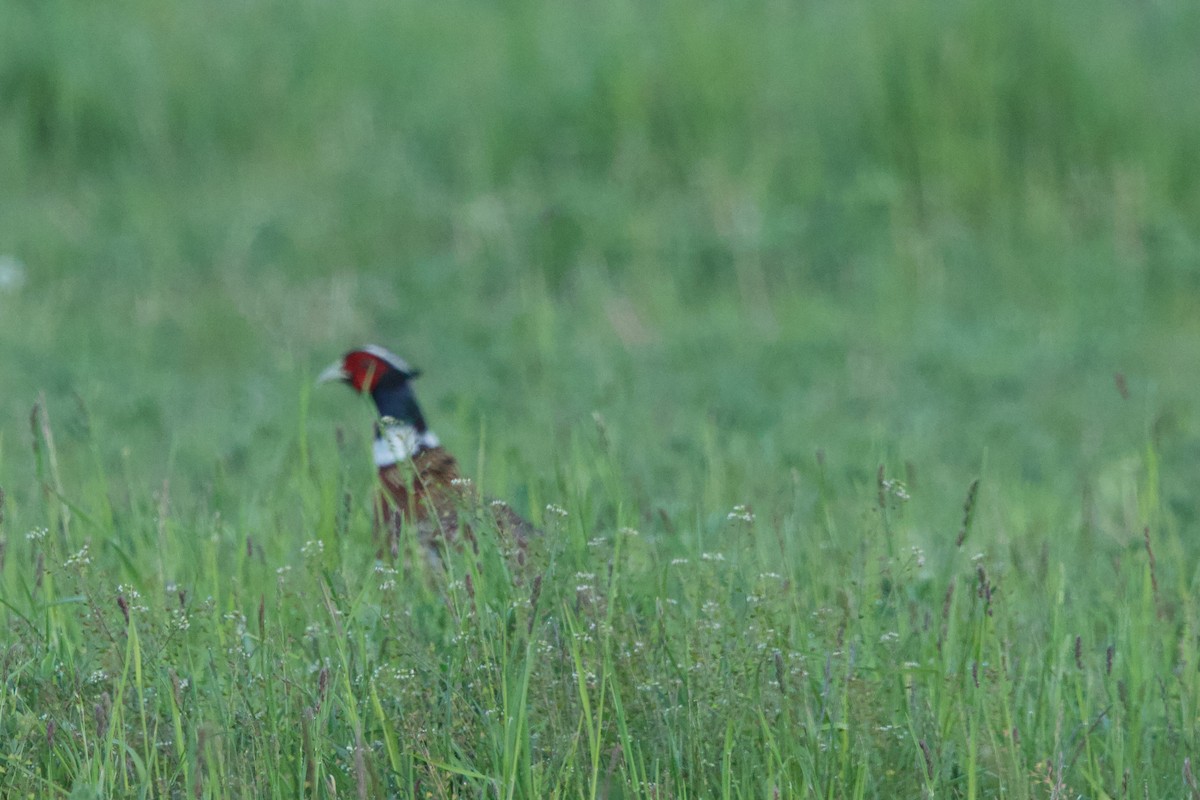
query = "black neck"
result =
(369, 380, 428, 433)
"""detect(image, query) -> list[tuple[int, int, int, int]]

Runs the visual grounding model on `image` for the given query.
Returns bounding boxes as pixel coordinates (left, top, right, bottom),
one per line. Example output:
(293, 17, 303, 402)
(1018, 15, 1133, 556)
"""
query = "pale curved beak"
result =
(316, 360, 349, 385)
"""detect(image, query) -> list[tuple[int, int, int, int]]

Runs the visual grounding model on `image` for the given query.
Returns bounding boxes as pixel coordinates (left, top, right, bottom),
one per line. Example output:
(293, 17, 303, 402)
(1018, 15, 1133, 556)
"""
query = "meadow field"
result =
(2, 0, 1200, 796)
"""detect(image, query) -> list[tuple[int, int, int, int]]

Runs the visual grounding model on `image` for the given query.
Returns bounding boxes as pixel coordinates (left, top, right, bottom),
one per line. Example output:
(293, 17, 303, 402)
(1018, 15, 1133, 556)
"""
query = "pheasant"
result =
(318, 345, 533, 563)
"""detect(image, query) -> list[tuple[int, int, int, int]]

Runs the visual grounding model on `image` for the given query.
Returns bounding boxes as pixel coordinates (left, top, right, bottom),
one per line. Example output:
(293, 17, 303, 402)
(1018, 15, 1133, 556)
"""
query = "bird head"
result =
(317, 345, 421, 394)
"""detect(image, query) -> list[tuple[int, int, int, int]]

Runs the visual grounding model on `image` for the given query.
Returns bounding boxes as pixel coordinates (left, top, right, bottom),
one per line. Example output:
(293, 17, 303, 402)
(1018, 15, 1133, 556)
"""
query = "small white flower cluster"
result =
(375, 564, 399, 591)
(619, 527, 639, 537)
(545, 503, 569, 518)
(727, 505, 754, 523)
(118, 584, 149, 613)
(701, 552, 725, 562)
(26, 527, 48, 542)
(171, 608, 191, 632)
(372, 665, 416, 683)
(301, 540, 325, 558)
(882, 479, 910, 502)
(587, 537, 606, 548)
(575, 571, 596, 594)
(450, 477, 473, 488)
(65, 544, 92, 569)
(699, 600, 723, 631)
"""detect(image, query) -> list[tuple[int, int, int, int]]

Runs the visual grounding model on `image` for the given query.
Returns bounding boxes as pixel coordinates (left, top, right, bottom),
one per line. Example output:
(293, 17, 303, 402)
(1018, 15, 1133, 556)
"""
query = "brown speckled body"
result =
(376, 447, 463, 559)
(376, 446, 533, 564)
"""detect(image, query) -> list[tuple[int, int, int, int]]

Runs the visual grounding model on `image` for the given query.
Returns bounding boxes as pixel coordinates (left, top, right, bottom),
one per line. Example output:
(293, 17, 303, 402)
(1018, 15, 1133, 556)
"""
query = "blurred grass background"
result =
(3, 0, 1200, 794)
(2, 0, 1200, 513)
(0, 0, 1198, 554)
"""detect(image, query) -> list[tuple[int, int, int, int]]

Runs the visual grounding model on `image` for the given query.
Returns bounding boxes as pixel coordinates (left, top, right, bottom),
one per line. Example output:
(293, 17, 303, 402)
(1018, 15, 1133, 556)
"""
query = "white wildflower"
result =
(65, 545, 92, 568)
(727, 505, 755, 523)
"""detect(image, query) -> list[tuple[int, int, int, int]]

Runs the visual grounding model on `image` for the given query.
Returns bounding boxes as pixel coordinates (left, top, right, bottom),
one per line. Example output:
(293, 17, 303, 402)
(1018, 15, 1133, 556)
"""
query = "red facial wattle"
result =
(343, 352, 390, 393)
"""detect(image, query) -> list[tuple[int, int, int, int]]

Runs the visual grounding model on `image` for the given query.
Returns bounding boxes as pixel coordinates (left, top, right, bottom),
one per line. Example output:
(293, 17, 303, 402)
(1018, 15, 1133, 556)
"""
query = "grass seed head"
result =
(956, 478, 981, 547)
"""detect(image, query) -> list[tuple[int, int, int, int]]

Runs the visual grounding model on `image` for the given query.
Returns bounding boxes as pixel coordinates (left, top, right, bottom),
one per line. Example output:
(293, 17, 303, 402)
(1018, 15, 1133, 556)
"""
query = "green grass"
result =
(2, 0, 1200, 796)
